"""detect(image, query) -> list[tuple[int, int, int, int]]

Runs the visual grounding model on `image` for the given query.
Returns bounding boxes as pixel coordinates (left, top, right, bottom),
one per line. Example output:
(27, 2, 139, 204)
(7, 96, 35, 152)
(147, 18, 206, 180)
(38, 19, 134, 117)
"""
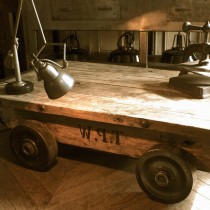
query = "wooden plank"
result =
(0, 62, 209, 130)
(23, 0, 208, 31)
(1, 62, 210, 171)
(1, 107, 210, 171)
(139, 32, 148, 67)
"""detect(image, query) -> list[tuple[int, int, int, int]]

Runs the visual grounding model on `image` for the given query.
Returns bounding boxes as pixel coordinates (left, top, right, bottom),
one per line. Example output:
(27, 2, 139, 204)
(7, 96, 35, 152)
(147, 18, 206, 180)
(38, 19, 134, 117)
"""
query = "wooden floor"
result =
(0, 122, 210, 210)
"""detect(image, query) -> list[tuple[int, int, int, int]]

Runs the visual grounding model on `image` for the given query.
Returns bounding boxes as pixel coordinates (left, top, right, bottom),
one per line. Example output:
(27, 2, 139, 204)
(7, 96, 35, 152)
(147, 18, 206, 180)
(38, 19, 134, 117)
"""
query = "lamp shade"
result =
(32, 57, 74, 99)
(44, 70, 74, 99)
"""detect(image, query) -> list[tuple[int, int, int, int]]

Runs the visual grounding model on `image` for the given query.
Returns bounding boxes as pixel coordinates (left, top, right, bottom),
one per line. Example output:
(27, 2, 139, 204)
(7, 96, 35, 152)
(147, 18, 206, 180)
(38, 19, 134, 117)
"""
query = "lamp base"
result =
(169, 73, 210, 99)
(5, 80, 34, 95)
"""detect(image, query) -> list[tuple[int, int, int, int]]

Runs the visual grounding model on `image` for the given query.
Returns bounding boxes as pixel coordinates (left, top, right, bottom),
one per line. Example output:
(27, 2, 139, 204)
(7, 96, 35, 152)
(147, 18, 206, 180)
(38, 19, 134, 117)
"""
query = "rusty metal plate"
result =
(167, 0, 210, 22)
(50, 0, 120, 20)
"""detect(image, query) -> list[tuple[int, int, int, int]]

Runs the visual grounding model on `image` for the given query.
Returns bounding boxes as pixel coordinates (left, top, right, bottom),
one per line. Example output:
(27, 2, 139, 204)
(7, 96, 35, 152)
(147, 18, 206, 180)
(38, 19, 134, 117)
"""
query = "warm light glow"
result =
(191, 186, 210, 210)
(122, 11, 166, 30)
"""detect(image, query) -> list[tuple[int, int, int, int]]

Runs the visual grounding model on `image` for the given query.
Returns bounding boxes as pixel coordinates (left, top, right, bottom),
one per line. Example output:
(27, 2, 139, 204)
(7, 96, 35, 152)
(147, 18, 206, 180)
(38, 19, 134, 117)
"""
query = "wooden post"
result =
(139, 31, 148, 67)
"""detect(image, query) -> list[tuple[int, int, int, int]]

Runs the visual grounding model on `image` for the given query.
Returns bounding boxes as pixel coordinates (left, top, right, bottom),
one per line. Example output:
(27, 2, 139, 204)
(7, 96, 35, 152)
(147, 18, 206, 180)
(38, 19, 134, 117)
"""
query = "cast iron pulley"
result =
(182, 21, 210, 63)
(184, 43, 209, 62)
(10, 120, 58, 170)
(136, 145, 196, 204)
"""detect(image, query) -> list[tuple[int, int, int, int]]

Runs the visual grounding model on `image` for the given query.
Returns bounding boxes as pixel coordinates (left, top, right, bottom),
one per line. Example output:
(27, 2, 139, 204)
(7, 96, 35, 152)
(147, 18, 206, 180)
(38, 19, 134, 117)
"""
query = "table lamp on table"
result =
(4, 0, 74, 99)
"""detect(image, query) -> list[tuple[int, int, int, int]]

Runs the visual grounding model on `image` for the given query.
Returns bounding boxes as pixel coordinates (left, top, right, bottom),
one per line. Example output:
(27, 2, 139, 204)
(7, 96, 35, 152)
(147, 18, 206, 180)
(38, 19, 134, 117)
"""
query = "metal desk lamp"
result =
(169, 21, 210, 99)
(4, 0, 74, 99)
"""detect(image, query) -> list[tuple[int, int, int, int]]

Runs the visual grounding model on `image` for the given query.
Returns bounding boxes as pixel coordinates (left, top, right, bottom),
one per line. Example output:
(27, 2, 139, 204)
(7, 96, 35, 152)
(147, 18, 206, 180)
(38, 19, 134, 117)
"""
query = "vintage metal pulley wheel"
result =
(183, 44, 207, 62)
(10, 120, 58, 170)
(136, 145, 196, 204)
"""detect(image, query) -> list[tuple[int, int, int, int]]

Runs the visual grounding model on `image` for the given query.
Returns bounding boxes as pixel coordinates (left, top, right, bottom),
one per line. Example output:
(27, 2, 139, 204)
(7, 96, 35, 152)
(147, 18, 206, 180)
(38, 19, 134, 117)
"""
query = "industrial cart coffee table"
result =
(0, 61, 210, 204)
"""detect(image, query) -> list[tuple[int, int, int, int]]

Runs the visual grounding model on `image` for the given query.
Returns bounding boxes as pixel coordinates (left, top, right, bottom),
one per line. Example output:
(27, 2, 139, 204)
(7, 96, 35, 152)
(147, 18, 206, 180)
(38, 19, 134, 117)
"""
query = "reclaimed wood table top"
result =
(0, 61, 210, 131)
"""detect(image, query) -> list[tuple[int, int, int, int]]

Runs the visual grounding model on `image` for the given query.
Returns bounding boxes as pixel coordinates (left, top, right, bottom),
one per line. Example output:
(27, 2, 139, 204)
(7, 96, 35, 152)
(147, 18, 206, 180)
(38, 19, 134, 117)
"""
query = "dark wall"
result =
(0, 0, 26, 78)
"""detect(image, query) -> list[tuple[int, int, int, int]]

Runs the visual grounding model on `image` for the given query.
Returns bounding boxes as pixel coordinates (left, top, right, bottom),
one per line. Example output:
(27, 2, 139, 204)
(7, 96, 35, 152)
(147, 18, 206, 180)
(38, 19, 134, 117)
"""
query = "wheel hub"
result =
(155, 171, 170, 187)
(22, 139, 38, 157)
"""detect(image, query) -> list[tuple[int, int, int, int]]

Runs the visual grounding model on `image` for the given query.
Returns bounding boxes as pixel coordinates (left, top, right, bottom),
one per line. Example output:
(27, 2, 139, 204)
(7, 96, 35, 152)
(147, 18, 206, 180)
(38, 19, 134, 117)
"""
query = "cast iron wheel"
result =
(10, 120, 58, 170)
(136, 146, 196, 204)
(183, 44, 207, 62)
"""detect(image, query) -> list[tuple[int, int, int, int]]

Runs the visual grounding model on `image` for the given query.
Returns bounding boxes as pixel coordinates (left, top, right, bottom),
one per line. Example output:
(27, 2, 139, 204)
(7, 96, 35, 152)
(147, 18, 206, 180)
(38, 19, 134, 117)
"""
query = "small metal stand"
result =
(169, 21, 210, 98)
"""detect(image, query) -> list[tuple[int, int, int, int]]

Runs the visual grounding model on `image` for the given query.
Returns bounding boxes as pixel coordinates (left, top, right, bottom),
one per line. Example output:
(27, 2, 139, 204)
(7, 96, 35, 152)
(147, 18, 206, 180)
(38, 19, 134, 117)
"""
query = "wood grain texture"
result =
(23, 0, 210, 31)
(0, 62, 208, 128)
(0, 128, 210, 210)
(1, 62, 210, 171)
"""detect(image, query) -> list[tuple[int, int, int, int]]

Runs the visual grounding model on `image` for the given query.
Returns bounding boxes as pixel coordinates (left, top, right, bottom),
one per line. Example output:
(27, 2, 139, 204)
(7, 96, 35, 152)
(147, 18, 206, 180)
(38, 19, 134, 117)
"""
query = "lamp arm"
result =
(9, 0, 24, 84)
(39, 58, 68, 69)
(30, 54, 68, 81)
(13, 0, 23, 42)
(39, 59, 63, 68)
(30, 0, 46, 44)
(30, 0, 68, 69)
(30, 62, 42, 81)
(34, 42, 68, 69)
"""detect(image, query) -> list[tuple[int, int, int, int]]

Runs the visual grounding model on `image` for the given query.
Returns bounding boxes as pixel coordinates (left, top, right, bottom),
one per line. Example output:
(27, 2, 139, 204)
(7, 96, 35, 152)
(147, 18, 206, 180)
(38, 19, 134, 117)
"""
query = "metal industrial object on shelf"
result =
(169, 21, 210, 98)
(109, 31, 139, 63)
(63, 31, 89, 61)
(161, 32, 186, 64)
(182, 21, 210, 63)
